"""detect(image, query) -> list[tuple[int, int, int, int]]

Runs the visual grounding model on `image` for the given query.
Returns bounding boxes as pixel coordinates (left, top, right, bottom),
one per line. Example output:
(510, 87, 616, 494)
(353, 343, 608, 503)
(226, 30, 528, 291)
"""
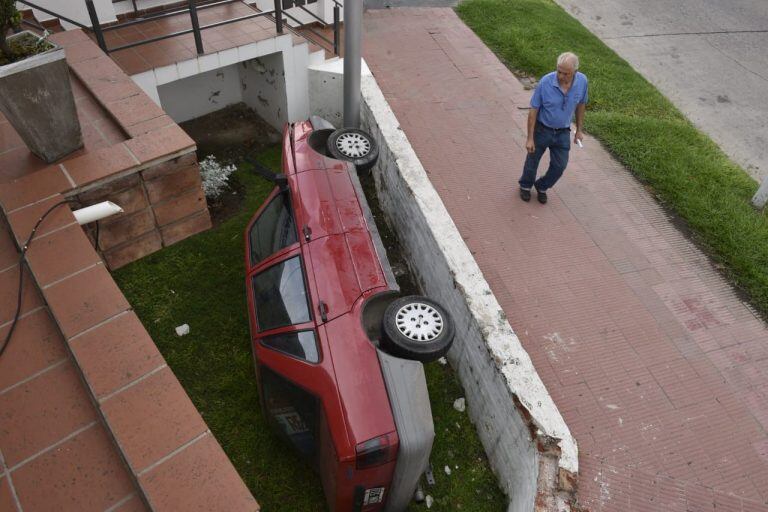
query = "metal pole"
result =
(274, 0, 283, 33)
(188, 0, 205, 55)
(84, 0, 107, 52)
(332, 4, 340, 56)
(343, 0, 361, 128)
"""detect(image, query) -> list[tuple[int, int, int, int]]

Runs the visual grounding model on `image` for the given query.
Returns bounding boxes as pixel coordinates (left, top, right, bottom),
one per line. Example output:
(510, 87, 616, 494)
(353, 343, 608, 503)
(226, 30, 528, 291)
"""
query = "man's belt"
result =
(536, 121, 570, 132)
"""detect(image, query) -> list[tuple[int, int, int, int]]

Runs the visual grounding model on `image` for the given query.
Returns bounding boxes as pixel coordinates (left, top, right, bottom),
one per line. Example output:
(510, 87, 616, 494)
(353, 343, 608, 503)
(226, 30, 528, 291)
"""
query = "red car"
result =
(244, 118, 454, 511)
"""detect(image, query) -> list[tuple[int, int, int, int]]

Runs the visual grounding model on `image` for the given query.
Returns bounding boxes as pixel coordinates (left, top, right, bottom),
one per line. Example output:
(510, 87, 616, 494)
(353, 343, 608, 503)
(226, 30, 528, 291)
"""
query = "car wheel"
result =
(382, 296, 455, 362)
(326, 128, 379, 171)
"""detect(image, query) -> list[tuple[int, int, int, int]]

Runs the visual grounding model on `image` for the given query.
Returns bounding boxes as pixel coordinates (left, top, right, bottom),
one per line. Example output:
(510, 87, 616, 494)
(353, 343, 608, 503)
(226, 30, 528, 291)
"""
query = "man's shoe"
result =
(535, 187, 548, 204)
(520, 188, 531, 202)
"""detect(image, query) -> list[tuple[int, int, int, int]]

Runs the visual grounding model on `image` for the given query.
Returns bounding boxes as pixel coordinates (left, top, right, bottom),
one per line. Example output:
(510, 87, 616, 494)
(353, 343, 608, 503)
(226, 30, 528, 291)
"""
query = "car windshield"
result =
(249, 193, 297, 265)
(252, 256, 311, 330)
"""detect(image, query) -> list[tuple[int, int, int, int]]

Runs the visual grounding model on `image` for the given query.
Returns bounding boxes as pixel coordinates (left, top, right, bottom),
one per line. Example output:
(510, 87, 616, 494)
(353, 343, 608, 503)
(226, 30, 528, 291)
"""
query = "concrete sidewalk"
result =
(363, 8, 768, 511)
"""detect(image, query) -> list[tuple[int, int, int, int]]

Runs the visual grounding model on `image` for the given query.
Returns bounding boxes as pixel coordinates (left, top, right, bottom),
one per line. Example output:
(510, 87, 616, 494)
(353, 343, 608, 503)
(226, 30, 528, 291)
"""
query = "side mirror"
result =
(275, 173, 288, 191)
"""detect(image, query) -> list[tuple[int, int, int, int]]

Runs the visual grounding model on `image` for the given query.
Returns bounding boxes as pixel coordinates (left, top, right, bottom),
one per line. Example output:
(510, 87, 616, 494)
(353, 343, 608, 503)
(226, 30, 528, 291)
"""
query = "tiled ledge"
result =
(0, 197, 259, 511)
(0, 30, 258, 511)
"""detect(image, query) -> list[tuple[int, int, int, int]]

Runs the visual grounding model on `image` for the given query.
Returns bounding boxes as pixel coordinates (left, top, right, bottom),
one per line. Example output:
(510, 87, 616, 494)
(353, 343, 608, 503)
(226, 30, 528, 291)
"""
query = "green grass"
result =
(457, 0, 768, 316)
(114, 146, 504, 511)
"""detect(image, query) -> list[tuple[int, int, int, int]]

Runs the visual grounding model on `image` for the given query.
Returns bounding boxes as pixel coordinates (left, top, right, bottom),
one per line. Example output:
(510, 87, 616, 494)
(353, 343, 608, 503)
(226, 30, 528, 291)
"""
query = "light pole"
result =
(343, 0, 362, 128)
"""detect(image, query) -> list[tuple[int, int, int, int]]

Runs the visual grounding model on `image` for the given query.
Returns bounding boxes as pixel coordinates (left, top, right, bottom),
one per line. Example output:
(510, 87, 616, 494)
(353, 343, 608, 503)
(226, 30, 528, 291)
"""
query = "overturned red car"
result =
(244, 118, 454, 511)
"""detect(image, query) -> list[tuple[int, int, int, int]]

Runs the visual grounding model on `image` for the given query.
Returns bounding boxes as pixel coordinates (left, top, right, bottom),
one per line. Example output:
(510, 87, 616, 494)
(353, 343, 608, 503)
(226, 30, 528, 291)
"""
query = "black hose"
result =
(0, 200, 77, 358)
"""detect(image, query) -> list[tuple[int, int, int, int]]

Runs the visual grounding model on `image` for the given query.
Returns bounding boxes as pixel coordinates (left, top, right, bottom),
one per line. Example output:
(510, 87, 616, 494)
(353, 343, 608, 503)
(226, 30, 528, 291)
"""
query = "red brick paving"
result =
(363, 8, 768, 510)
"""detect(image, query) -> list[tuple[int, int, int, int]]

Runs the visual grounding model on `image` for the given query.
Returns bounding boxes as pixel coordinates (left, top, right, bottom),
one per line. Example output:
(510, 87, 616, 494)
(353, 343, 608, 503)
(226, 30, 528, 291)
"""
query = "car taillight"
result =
(355, 433, 397, 469)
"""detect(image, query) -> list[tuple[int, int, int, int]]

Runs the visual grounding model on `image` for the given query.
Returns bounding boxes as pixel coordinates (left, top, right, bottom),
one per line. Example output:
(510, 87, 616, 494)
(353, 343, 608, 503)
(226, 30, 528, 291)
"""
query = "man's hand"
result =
(574, 130, 584, 145)
(526, 138, 535, 154)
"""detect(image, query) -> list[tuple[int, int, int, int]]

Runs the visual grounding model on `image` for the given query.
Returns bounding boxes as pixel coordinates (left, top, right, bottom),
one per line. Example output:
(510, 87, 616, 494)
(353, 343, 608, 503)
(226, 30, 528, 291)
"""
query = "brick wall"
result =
(75, 151, 211, 269)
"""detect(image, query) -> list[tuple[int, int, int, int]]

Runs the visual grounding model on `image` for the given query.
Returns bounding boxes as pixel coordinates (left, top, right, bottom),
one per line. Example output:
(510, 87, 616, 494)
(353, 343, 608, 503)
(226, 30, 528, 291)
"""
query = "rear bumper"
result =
(377, 349, 434, 511)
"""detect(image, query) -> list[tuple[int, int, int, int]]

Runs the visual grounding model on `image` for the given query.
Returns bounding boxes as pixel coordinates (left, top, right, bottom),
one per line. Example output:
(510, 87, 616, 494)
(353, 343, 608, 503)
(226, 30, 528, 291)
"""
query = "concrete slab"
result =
(553, 0, 768, 182)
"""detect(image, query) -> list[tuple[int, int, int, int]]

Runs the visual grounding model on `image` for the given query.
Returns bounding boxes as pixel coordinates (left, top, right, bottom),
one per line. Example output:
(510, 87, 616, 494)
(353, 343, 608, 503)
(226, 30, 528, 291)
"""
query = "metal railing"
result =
(16, 0, 342, 57)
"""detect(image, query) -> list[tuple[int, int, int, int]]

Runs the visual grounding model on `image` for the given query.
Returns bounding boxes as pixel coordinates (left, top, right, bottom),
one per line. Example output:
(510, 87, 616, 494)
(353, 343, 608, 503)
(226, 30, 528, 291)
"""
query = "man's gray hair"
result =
(557, 52, 580, 70)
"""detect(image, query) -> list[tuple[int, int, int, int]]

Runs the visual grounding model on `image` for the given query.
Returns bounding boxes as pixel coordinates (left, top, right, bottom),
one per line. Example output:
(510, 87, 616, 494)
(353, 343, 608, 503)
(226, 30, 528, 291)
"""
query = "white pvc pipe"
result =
(72, 201, 123, 225)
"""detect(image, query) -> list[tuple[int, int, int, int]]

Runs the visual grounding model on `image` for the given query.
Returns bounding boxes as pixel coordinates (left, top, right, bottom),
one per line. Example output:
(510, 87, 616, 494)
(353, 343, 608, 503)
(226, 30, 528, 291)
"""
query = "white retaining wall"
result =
(132, 35, 309, 129)
(349, 69, 578, 511)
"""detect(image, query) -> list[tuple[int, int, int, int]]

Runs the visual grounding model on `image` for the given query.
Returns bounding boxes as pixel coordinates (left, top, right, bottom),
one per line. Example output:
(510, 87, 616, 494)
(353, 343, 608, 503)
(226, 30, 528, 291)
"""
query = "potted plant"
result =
(0, 0, 82, 164)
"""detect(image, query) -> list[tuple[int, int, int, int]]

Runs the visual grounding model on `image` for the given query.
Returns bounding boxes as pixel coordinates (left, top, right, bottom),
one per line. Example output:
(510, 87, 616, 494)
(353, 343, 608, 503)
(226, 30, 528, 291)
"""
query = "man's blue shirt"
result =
(530, 71, 588, 129)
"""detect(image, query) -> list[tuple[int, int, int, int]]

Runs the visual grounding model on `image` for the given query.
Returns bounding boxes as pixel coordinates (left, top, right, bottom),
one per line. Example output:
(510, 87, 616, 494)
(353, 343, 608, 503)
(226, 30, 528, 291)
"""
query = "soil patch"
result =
(180, 103, 280, 226)
(0, 31, 54, 66)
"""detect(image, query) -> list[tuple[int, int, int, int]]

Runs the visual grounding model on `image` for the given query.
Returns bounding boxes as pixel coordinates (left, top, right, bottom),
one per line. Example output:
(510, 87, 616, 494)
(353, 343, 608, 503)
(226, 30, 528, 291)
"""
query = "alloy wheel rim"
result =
(336, 132, 371, 158)
(395, 303, 443, 342)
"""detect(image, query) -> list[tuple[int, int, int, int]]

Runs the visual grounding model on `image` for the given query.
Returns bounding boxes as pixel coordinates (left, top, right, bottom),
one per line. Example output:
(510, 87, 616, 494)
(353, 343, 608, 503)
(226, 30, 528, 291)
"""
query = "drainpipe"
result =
(343, 0, 362, 128)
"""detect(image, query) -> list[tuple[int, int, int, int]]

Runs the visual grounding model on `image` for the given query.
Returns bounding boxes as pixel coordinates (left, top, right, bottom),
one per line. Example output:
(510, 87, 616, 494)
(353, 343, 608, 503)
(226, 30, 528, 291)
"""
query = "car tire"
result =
(381, 296, 455, 362)
(326, 128, 379, 172)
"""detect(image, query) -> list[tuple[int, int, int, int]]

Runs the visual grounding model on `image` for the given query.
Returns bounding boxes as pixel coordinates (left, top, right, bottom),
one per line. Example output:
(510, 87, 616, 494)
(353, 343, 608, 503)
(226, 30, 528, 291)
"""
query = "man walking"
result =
(519, 52, 588, 204)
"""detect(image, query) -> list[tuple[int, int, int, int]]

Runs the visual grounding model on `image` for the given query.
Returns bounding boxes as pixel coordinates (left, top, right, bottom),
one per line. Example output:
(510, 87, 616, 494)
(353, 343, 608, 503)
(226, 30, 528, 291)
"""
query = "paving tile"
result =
(11, 424, 136, 512)
(0, 361, 96, 467)
(24, 224, 101, 288)
(0, 227, 18, 270)
(0, 165, 72, 213)
(125, 115, 175, 138)
(0, 309, 67, 393)
(49, 28, 90, 47)
(5, 195, 78, 247)
(106, 94, 166, 129)
(125, 124, 195, 164)
(43, 263, 130, 339)
(0, 475, 18, 512)
(139, 433, 259, 512)
(112, 494, 150, 512)
(0, 264, 43, 327)
(70, 311, 164, 399)
(100, 367, 207, 472)
(62, 144, 138, 188)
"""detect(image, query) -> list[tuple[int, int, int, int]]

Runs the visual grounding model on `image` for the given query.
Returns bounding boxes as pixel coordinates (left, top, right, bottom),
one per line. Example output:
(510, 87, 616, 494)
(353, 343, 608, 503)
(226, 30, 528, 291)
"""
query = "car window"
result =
(262, 330, 319, 363)
(260, 365, 319, 459)
(252, 256, 311, 331)
(249, 193, 297, 265)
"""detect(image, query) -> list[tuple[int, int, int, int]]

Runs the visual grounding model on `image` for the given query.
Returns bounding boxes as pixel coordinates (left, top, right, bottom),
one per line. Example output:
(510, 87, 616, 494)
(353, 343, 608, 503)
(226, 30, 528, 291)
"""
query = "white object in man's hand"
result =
(577, 139, 583, 148)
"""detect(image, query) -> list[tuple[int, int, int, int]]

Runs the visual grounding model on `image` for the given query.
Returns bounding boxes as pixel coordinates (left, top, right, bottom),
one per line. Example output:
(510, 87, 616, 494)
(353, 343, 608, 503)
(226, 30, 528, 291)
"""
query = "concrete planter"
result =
(0, 31, 83, 163)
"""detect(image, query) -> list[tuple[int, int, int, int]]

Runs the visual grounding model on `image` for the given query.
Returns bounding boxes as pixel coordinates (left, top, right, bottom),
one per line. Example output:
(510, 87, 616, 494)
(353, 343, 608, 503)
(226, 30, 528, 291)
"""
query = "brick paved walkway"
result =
(363, 8, 768, 511)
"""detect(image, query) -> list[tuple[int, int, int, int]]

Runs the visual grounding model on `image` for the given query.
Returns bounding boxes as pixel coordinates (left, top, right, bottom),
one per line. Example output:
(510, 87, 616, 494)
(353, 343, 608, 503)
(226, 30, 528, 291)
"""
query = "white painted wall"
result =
(241, 53, 289, 131)
(157, 65, 242, 123)
(130, 35, 310, 129)
(339, 69, 580, 511)
(23, 0, 117, 28)
(308, 57, 370, 128)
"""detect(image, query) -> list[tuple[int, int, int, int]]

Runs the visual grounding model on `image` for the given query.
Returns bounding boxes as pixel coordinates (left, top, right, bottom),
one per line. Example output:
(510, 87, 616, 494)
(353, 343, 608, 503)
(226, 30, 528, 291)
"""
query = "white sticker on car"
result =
(363, 487, 385, 505)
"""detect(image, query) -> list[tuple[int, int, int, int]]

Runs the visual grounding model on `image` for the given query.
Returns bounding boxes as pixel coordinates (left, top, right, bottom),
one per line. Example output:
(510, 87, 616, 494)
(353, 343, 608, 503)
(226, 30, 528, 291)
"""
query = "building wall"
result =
(241, 53, 289, 130)
(158, 65, 243, 124)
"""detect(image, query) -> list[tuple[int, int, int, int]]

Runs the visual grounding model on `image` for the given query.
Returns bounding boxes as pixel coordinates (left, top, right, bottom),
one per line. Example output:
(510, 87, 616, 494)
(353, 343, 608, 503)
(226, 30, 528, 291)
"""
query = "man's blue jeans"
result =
(519, 124, 571, 192)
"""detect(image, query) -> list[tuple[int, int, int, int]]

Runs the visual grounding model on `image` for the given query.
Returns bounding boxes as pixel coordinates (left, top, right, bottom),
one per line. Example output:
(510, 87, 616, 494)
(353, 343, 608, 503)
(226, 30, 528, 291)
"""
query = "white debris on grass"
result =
(425, 495, 433, 509)
(175, 324, 190, 336)
(453, 397, 466, 412)
(444, 465, 451, 476)
(438, 357, 448, 365)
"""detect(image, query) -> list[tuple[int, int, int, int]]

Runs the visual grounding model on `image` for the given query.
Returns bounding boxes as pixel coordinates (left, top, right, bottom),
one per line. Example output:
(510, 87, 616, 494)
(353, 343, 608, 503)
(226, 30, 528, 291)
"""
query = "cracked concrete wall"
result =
(157, 65, 242, 123)
(359, 71, 580, 512)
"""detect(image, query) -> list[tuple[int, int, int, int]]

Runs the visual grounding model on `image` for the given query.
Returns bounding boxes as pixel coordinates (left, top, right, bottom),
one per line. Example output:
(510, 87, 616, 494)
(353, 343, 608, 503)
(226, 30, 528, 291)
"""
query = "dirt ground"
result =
(180, 103, 281, 226)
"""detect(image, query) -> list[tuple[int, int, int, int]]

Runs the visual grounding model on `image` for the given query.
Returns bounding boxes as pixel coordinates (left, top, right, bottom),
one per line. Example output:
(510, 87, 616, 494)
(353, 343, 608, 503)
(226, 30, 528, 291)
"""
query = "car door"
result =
(244, 186, 349, 470)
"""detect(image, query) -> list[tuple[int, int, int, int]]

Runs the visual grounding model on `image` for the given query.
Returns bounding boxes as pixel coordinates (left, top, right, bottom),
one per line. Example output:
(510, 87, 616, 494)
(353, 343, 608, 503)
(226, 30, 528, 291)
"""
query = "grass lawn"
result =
(113, 146, 504, 511)
(457, 0, 768, 318)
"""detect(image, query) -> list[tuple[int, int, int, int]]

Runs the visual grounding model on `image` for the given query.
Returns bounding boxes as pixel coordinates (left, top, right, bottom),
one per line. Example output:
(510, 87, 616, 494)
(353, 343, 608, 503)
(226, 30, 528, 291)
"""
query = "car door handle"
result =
(318, 301, 328, 322)
(303, 225, 312, 241)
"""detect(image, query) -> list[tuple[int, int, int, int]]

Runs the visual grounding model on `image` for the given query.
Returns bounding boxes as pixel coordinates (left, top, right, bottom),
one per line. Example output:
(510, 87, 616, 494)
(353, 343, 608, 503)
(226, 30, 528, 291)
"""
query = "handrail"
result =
(17, 0, 341, 60)
(15, 0, 89, 30)
(296, 4, 327, 27)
